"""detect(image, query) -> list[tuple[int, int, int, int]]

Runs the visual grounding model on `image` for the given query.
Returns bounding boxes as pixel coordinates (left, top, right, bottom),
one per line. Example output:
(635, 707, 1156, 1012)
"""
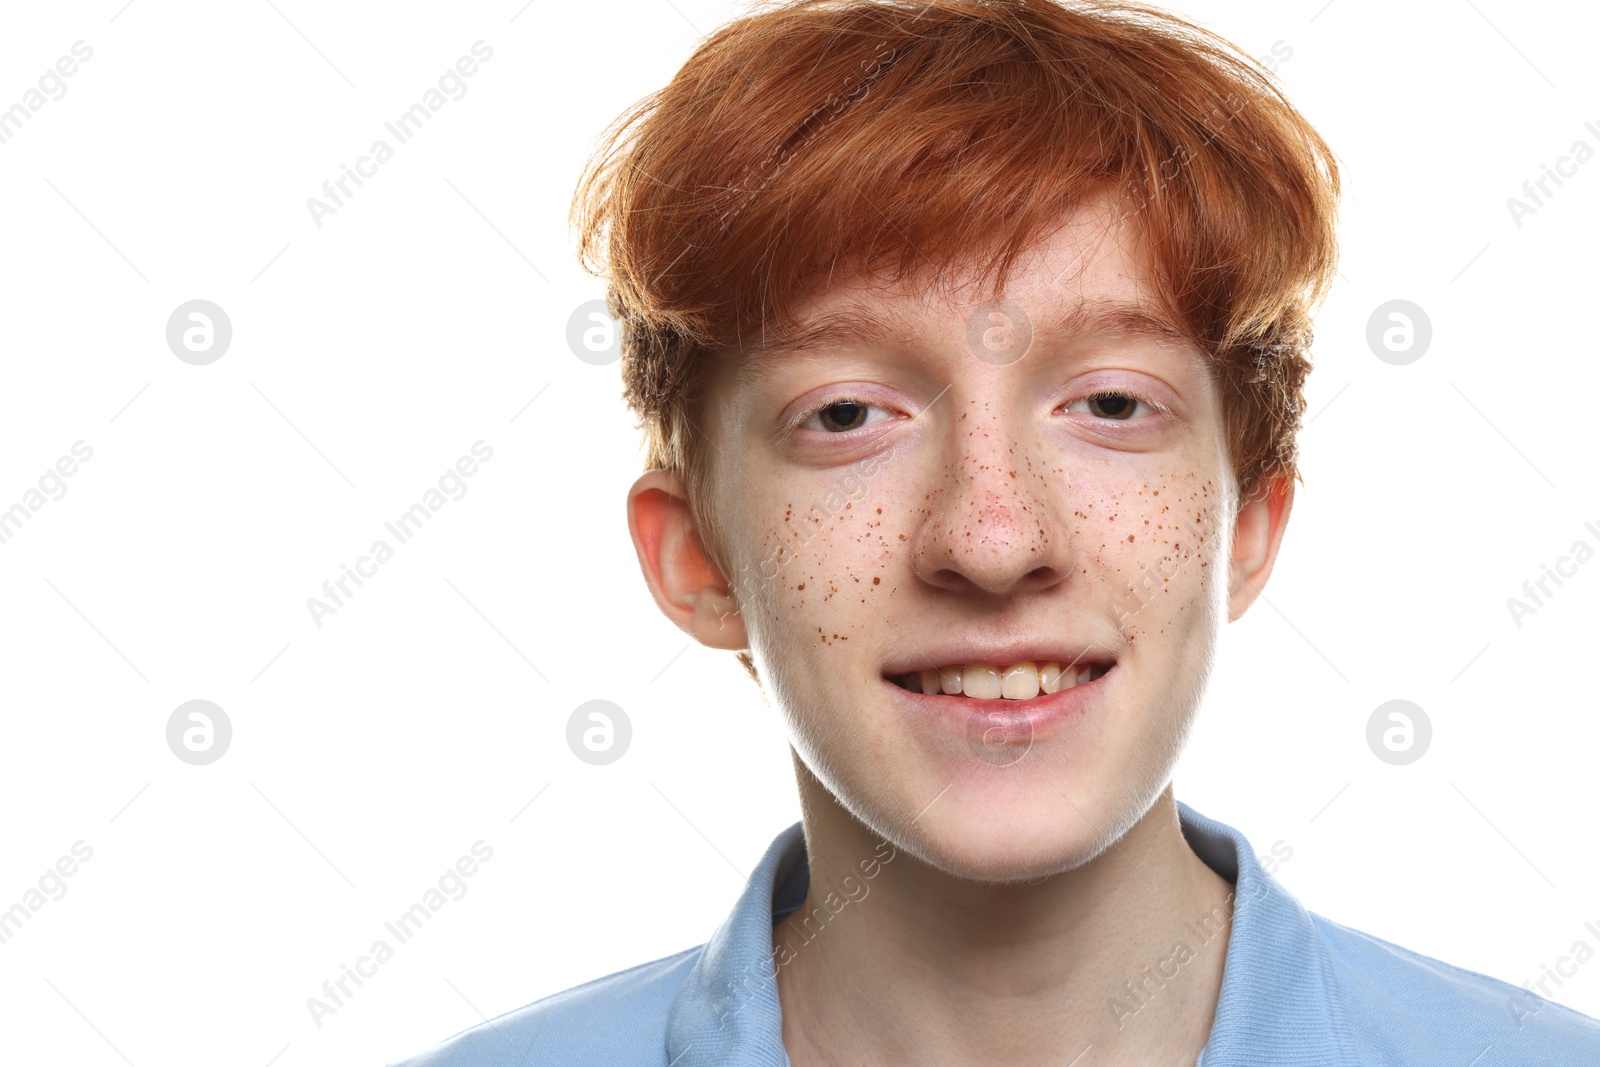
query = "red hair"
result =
(572, 0, 1340, 672)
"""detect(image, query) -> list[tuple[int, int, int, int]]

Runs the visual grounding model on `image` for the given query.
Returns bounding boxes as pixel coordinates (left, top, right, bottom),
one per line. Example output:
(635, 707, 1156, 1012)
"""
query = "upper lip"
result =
(881, 639, 1119, 677)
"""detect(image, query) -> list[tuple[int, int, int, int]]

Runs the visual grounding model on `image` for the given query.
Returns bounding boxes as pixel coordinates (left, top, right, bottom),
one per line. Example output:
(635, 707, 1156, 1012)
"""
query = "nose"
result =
(909, 401, 1072, 599)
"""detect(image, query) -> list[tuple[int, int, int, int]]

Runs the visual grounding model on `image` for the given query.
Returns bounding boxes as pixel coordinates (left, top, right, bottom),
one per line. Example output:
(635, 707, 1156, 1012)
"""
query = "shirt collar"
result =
(666, 800, 1353, 1067)
(1178, 801, 1355, 1066)
(666, 820, 805, 1066)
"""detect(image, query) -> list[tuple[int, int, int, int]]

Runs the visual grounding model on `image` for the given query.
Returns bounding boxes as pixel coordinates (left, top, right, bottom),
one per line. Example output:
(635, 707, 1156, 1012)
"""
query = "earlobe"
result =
(626, 470, 750, 651)
(1226, 473, 1294, 621)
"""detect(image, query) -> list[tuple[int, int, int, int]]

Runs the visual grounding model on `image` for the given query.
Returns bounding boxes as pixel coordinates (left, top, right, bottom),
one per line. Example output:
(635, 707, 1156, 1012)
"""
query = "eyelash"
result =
(792, 388, 1166, 434)
(793, 397, 891, 433)
(1066, 389, 1168, 421)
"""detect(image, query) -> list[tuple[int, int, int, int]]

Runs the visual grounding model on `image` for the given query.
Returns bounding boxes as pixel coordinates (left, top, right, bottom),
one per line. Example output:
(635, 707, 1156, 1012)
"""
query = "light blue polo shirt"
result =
(392, 800, 1600, 1065)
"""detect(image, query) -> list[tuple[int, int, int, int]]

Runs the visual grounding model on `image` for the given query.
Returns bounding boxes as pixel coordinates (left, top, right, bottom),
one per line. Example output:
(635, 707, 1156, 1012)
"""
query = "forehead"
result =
(731, 296, 1189, 387)
(725, 198, 1195, 385)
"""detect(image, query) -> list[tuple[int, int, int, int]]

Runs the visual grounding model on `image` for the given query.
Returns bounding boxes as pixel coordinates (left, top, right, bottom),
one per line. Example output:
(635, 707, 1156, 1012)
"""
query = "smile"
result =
(887, 659, 1114, 701)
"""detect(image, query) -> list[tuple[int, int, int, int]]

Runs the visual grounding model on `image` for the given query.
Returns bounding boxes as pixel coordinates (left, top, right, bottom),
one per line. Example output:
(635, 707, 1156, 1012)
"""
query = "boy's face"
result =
(630, 192, 1291, 881)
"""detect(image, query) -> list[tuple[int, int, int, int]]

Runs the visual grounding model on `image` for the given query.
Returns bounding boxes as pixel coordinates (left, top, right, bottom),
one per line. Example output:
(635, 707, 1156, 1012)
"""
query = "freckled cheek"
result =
(735, 498, 887, 654)
(1073, 486, 1224, 637)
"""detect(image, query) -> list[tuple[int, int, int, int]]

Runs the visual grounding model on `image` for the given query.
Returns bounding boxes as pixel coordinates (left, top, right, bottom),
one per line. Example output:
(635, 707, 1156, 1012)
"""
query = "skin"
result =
(627, 191, 1294, 1066)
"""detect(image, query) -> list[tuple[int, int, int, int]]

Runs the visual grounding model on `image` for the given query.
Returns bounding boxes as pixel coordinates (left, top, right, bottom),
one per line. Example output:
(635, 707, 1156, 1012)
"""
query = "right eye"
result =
(801, 399, 892, 433)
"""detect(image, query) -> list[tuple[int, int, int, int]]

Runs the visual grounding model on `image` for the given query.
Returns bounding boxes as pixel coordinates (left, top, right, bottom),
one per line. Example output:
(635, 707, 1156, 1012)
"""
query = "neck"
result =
(773, 756, 1235, 1067)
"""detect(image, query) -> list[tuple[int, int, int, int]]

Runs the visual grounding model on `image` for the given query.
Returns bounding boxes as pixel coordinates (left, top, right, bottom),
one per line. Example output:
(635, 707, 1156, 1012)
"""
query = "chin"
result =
(843, 757, 1141, 884)
(896, 808, 1116, 884)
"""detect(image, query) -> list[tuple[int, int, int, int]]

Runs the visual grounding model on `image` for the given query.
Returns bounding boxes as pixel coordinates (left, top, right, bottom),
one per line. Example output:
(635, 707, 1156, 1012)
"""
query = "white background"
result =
(0, 0, 1596, 1064)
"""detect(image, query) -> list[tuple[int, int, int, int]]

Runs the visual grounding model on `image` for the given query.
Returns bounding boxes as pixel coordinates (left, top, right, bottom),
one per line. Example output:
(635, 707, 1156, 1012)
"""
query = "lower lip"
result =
(881, 668, 1112, 746)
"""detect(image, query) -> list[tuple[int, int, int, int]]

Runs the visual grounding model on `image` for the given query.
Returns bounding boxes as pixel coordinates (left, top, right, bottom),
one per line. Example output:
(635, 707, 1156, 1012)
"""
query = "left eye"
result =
(1068, 391, 1150, 421)
(802, 400, 892, 433)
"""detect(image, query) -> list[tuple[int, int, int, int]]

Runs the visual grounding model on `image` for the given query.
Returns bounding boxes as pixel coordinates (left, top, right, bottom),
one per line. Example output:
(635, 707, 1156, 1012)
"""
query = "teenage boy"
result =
(396, 0, 1600, 1063)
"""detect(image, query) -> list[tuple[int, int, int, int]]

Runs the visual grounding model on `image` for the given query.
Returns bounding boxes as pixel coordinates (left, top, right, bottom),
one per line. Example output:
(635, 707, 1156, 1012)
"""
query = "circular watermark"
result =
(1366, 699, 1431, 765)
(1366, 299, 1431, 365)
(567, 299, 621, 366)
(567, 699, 632, 765)
(965, 299, 1033, 366)
(166, 300, 233, 365)
(166, 699, 232, 765)
(966, 703, 1034, 766)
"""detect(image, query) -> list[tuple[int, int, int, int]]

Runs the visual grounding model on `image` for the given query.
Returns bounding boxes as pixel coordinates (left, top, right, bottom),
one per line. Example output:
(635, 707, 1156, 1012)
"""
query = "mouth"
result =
(885, 659, 1114, 701)
(880, 655, 1116, 758)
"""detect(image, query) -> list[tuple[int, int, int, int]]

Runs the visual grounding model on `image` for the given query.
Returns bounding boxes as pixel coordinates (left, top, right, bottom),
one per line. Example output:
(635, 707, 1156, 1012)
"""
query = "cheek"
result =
(1072, 472, 1227, 645)
(736, 488, 899, 657)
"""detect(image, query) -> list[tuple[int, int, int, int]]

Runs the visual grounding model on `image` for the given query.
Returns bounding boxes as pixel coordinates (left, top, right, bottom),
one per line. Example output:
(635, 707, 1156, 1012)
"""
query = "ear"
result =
(626, 469, 749, 651)
(1226, 472, 1294, 622)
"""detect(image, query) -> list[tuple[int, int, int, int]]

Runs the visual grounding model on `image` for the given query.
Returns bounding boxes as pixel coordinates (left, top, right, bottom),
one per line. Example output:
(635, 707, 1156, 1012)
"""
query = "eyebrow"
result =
(731, 296, 1192, 387)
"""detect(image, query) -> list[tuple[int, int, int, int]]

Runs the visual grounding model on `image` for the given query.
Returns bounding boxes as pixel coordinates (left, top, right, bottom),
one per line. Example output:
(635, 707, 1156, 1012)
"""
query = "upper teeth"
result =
(899, 661, 1102, 699)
